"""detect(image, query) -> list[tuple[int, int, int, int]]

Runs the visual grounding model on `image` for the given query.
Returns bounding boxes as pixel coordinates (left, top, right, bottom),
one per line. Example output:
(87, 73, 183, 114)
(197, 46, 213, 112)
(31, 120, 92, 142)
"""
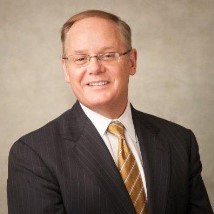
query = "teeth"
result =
(89, 81, 108, 86)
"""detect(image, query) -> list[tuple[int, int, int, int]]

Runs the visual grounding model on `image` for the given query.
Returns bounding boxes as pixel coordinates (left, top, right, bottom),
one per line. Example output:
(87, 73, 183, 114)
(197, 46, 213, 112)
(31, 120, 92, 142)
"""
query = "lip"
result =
(87, 81, 109, 87)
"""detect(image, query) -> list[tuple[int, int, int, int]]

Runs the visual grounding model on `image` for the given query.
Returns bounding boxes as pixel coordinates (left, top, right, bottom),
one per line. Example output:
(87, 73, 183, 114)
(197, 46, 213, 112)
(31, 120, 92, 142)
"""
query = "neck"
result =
(82, 100, 128, 119)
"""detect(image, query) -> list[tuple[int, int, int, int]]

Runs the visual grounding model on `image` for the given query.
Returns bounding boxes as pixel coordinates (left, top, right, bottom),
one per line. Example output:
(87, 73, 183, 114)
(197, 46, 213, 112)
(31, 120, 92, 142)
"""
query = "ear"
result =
(62, 59, 70, 83)
(129, 49, 137, 76)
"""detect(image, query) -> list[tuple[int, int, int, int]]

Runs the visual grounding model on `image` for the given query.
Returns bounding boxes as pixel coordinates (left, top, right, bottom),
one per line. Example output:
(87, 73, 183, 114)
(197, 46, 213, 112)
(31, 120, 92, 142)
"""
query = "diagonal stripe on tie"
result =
(107, 122, 148, 214)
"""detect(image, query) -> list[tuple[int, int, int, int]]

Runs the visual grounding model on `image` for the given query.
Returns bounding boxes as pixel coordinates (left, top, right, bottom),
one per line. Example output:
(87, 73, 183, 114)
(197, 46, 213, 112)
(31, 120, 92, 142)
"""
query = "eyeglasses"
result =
(62, 49, 131, 67)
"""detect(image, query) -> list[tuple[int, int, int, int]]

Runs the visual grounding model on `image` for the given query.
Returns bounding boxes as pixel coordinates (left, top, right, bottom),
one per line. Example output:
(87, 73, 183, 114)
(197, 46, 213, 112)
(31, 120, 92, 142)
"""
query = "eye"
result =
(102, 53, 117, 61)
(73, 55, 88, 64)
(75, 56, 87, 62)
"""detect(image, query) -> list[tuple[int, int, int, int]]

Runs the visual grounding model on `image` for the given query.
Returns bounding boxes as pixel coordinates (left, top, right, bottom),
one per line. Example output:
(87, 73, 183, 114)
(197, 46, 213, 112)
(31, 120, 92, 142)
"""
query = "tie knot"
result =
(107, 122, 125, 139)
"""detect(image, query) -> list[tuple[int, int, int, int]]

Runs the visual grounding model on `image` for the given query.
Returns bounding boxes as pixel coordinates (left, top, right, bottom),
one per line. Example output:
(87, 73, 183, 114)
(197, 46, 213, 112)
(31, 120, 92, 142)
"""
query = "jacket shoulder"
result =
(21, 109, 69, 140)
(13, 107, 76, 152)
(132, 107, 192, 138)
(134, 107, 187, 126)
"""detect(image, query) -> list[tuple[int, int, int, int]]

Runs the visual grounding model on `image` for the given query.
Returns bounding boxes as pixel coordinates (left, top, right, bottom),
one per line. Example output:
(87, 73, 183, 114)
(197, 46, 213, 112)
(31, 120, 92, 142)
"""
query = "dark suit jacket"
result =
(7, 101, 213, 214)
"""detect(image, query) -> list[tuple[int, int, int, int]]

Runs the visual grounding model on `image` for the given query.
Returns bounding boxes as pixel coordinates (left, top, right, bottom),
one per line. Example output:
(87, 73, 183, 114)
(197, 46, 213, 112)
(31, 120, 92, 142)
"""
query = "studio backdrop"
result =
(1, 0, 213, 213)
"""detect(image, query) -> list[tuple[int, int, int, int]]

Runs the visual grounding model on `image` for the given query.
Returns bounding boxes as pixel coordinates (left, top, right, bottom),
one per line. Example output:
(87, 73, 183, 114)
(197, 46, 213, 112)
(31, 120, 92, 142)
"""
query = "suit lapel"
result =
(132, 107, 170, 214)
(62, 102, 136, 214)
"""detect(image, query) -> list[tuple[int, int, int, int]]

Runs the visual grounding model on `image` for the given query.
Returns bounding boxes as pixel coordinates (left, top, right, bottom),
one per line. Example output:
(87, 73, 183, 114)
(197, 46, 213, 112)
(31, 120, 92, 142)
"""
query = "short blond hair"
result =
(61, 10, 132, 56)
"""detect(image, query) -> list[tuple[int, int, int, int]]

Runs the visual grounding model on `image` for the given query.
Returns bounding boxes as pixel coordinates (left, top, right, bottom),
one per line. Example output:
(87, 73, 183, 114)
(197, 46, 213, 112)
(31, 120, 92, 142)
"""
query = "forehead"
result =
(65, 17, 125, 52)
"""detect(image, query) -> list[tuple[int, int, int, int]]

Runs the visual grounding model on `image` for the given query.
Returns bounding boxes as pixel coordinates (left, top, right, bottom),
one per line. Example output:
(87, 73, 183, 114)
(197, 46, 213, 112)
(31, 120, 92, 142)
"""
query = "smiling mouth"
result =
(88, 81, 109, 86)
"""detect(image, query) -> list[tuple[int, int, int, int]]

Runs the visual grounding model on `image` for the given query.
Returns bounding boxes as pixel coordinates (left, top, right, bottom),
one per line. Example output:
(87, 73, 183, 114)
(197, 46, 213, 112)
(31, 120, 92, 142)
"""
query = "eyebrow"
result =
(71, 46, 117, 54)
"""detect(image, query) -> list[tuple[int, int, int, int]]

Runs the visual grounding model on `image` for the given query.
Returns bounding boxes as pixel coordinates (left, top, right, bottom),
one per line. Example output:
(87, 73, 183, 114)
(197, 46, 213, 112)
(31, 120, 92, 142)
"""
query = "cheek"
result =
(69, 73, 85, 97)
(115, 68, 130, 85)
(67, 70, 85, 86)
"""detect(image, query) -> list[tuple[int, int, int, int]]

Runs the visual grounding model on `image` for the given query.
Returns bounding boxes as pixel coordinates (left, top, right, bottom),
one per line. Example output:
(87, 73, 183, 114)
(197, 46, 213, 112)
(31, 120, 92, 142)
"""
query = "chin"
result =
(87, 95, 111, 104)
(85, 99, 113, 109)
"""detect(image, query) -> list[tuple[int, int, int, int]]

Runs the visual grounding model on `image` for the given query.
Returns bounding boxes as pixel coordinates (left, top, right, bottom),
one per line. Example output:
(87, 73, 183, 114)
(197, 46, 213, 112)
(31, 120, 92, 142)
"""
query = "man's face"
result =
(62, 17, 137, 117)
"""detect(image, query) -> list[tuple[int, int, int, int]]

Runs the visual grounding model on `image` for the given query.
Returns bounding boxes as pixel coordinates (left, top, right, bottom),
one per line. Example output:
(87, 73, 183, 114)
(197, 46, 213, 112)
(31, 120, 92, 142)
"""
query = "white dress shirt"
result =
(80, 102, 147, 196)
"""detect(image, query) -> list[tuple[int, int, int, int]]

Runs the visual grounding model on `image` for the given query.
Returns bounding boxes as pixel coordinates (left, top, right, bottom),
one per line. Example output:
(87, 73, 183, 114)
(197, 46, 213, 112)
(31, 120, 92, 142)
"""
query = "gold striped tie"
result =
(107, 122, 148, 214)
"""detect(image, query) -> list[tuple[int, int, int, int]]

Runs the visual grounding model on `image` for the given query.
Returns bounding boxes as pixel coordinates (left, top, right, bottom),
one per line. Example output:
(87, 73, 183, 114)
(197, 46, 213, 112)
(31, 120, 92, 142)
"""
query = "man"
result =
(7, 10, 213, 214)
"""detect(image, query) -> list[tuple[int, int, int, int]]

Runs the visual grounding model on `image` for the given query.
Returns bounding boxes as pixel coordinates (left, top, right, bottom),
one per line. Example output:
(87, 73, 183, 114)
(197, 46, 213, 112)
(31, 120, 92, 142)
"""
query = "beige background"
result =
(1, 0, 214, 212)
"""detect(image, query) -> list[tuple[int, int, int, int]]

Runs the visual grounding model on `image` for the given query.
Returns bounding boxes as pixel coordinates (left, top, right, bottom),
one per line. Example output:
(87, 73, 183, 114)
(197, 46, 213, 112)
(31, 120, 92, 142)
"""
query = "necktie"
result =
(107, 122, 148, 214)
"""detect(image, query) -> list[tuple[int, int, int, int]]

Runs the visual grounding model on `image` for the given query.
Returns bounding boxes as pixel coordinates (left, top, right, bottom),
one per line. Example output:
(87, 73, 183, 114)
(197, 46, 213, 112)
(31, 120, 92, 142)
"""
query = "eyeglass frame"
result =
(62, 49, 132, 67)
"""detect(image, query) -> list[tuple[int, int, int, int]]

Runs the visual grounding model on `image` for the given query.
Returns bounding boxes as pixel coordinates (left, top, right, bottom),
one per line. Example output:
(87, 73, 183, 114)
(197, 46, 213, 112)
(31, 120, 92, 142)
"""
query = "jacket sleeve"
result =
(187, 130, 213, 213)
(7, 140, 65, 214)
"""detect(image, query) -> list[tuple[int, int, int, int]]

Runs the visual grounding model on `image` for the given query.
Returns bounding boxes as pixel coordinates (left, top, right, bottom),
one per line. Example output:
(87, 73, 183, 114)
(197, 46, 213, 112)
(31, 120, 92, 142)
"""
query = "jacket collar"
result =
(62, 101, 136, 214)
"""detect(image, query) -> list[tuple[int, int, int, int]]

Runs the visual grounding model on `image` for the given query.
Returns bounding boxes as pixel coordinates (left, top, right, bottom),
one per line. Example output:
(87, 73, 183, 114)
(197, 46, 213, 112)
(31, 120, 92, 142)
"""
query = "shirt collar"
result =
(80, 102, 136, 141)
(116, 103, 136, 142)
(80, 103, 111, 137)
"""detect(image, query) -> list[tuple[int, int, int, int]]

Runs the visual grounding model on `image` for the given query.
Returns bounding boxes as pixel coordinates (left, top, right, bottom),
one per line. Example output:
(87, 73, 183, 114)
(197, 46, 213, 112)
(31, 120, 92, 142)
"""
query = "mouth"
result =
(87, 81, 109, 87)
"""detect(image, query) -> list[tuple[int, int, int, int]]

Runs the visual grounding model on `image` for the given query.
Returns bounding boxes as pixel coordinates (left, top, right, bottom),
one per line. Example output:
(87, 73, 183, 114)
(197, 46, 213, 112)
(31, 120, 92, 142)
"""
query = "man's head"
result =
(61, 10, 137, 118)
(61, 10, 132, 57)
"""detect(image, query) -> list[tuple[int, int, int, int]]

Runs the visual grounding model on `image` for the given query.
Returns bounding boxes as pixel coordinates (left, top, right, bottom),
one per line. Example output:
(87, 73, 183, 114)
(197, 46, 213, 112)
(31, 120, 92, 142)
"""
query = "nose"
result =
(87, 56, 103, 75)
(89, 55, 100, 63)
